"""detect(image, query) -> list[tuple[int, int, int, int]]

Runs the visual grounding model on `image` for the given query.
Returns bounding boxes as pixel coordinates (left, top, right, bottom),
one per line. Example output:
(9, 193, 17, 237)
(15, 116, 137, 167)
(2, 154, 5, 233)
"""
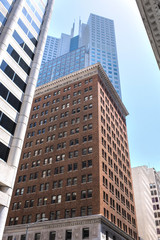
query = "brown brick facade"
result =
(6, 65, 138, 239)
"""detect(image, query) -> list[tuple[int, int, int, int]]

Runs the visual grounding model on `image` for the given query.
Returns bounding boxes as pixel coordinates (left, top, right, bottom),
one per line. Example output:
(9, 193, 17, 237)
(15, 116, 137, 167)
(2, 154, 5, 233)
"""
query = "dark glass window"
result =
(7, 44, 19, 62)
(24, 44, 34, 59)
(34, 233, 40, 240)
(0, 83, 22, 112)
(18, 19, 37, 46)
(0, 112, 16, 135)
(20, 235, 26, 240)
(7, 45, 31, 75)
(28, 31, 37, 46)
(49, 232, 56, 240)
(14, 74, 26, 92)
(0, 142, 10, 162)
(13, 31, 34, 60)
(7, 237, 13, 240)
(65, 230, 72, 240)
(0, 82, 8, 98)
(19, 58, 30, 75)
(8, 93, 21, 112)
(82, 228, 89, 239)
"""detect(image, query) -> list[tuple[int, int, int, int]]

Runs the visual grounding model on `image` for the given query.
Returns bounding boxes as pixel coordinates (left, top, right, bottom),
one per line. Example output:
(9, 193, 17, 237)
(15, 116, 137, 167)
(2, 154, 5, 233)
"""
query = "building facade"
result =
(0, 0, 54, 239)
(132, 166, 160, 240)
(4, 64, 138, 240)
(135, 0, 160, 69)
(41, 36, 60, 64)
(38, 13, 122, 98)
(38, 46, 89, 86)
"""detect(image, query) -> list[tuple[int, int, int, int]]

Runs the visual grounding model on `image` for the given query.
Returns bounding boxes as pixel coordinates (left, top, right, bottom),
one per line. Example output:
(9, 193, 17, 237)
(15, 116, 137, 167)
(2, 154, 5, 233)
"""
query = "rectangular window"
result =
(65, 230, 72, 240)
(7, 44, 31, 75)
(0, 141, 10, 162)
(1, 60, 26, 92)
(0, 112, 16, 135)
(13, 31, 34, 59)
(49, 231, 56, 240)
(82, 228, 89, 239)
(34, 233, 40, 240)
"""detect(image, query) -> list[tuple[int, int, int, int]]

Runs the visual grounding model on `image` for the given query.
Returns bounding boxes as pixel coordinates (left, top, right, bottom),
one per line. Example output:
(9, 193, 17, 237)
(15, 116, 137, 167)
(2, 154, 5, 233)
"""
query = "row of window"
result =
(7, 44, 31, 75)
(18, 18, 37, 46)
(104, 211, 136, 238)
(23, 145, 93, 160)
(13, 30, 34, 60)
(22, 7, 40, 34)
(1, 60, 26, 92)
(35, 79, 93, 103)
(0, 82, 22, 112)
(26, 0, 43, 23)
(30, 113, 92, 128)
(8, 228, 89, 240)
(27, 122, 93, 138)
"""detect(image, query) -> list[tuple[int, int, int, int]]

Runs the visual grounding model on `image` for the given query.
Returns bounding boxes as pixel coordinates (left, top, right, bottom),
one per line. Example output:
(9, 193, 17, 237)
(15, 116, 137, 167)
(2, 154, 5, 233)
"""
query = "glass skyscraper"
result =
(0, 0, 54, 238)
(38, 13, 122, 98)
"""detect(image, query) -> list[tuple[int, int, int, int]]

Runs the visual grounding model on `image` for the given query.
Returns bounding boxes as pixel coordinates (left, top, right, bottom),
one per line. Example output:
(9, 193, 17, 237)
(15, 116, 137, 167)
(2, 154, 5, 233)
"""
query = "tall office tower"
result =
(39, 13, 122, 98)
(0, 0, 54, 239)
(38, 46, 89, 86)
(135, 0, 160, 69)
(132, 166, 160, 240)
(41, 36, 60, 64)
(4, 64, 138, 240)
(86, 14, 121, 97)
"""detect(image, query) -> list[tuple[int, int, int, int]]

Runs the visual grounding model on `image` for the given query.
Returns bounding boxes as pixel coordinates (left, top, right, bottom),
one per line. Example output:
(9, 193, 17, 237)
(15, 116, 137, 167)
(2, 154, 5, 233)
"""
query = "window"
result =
(55, 210, 60, 219)
(7, 237, 13, 240)
(66, 193, 71, 201)
(81, 190, 86, 199)
(88, 189, 92, 198)
(57, 195, 62, 203)
(82, 175, 86, 183)
(65, 230, 72, 240)
(72, 192, 76, 200)
(51, 196, 56, 204)
(34, 233, 41, 240)
(20, 235, 26, 240)
(7, 44, 30, 74)
(87, 206, 92, 215)
(81, 207, 86, 216)
(82, 228, 89, 239)
(71, 208, 76, 218)
(1, 60, 26, 92)
(49, 231, 56, 240)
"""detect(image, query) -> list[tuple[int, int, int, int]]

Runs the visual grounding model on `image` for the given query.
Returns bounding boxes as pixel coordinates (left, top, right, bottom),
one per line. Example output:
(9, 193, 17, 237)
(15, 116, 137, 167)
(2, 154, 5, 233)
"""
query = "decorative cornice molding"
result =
(35, 63, 128, 117)
(136, 0, 160, 69)
(4, 215, 134, 240)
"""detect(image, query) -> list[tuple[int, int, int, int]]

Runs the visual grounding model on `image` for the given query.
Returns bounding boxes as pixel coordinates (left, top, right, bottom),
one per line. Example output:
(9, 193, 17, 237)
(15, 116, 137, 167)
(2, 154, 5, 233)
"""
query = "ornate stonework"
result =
(136, 0, 160, 68)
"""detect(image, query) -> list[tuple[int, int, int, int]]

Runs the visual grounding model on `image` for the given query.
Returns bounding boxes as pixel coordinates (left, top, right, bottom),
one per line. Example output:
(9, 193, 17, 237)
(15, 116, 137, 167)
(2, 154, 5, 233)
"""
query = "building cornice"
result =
(136, 0, 160, 69)
(4, 215, 135, 240)
(35, 63, 128, 117)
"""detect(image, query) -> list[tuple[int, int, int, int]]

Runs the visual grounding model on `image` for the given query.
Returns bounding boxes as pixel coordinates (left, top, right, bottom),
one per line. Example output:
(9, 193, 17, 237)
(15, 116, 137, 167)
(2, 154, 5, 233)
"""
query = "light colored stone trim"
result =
(35, 63, 128, 117)
(136, 0, 160, 69)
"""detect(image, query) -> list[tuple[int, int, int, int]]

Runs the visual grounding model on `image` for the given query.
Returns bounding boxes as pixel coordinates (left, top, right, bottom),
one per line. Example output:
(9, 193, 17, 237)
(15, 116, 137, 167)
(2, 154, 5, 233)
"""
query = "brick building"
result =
(3, 64, 138, 240)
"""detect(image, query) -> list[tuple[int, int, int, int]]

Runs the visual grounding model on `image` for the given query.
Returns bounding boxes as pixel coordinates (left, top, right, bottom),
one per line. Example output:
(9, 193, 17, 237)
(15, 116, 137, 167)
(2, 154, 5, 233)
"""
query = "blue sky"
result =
(48, 0, 160, 171)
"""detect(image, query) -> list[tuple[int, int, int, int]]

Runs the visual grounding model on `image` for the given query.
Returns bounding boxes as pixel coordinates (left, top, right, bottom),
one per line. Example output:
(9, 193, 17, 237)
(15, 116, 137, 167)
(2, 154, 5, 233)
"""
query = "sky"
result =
(48, 0, 160, 171)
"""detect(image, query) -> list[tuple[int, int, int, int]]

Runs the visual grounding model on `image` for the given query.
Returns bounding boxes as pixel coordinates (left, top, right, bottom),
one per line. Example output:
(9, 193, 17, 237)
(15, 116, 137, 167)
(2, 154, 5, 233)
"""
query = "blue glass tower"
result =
(38, 13, 122, 98)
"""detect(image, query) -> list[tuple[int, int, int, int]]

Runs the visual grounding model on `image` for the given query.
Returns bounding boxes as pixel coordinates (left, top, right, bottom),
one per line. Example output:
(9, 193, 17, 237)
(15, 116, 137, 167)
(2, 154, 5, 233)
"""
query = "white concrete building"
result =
(132, 166, 160, 240)
(0, 0, 54, 239)
(135, 0, 160, 69)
